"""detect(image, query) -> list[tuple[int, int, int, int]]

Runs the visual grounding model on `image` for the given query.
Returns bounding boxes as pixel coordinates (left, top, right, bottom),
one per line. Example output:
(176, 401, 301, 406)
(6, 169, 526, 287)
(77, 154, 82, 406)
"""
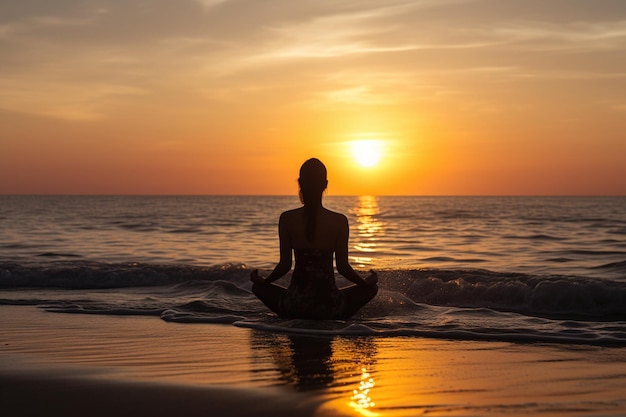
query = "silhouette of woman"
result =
(251, 158, 378, 319)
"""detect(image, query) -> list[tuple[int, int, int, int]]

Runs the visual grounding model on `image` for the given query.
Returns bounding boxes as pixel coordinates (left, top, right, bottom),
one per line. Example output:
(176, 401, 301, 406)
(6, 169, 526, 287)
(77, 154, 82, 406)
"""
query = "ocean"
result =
(1, 195, 625, 345)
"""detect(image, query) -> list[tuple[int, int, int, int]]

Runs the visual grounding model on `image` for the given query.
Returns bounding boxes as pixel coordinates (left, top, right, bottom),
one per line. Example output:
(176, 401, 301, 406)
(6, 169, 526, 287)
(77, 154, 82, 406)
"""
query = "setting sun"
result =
(351, 140, 383, 168)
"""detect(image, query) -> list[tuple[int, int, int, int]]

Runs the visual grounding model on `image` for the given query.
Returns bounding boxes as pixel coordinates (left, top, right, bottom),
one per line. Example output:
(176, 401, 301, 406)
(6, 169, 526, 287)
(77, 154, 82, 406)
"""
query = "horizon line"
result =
(2, 193, 625, 198)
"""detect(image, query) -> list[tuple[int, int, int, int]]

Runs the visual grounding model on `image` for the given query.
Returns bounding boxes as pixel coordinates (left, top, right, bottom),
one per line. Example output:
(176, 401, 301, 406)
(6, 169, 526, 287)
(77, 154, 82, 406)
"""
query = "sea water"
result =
(1, 195, 625, 345)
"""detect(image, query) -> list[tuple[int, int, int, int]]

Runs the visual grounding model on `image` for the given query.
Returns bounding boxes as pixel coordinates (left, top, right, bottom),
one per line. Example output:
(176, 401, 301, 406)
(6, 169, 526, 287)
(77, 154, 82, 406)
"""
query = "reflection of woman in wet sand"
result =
(251, 158, 378, 320)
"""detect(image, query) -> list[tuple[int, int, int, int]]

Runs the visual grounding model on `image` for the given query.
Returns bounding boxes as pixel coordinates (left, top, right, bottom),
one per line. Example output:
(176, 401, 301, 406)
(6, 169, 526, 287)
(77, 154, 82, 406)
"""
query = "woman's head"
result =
(298, 158, 327, 241)
(298, 158, 328, 203)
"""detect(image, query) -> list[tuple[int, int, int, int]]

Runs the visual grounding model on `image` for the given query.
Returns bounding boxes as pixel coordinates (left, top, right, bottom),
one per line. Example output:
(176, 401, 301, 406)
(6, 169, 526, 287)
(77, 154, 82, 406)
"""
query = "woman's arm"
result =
(335, 215, 377, 286)
(251, 212, 293, 285)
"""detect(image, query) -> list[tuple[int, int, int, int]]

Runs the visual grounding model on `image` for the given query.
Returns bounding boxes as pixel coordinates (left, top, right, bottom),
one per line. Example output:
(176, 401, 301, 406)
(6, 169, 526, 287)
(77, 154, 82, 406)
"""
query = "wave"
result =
(503, 233, 567, 241)
(231, 318, 626, 346)
(388, 269, 626, 321)
(1, 261, 625, 320)
(591, 259, 626, 273)
(1, 261, 625, 346)
(0, 262, 248, 289)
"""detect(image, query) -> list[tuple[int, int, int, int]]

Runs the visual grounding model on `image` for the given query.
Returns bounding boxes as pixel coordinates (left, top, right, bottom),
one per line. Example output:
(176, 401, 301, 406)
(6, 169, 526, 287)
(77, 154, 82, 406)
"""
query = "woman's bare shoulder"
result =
(284, 207, 304, 215)
(322, 208, 348, 224)
(279, 207, 304, 221)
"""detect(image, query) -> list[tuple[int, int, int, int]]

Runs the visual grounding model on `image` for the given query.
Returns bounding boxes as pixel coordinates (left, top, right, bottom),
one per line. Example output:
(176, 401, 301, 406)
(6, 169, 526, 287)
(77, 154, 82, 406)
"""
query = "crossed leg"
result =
(252, 282, 378, 320)
(252, 282, 286, 317)
(339, 283, 378, 319)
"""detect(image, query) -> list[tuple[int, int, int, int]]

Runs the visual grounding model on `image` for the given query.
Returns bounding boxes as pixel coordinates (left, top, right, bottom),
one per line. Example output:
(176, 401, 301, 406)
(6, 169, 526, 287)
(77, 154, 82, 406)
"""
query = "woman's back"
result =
(281, 207, 347, 251)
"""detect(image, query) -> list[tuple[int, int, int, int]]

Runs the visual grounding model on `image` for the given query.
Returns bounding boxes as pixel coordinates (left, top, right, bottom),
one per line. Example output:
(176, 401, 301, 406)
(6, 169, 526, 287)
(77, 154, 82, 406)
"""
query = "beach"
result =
(2, 196, 625, 415)
(2, 305, 625, 417)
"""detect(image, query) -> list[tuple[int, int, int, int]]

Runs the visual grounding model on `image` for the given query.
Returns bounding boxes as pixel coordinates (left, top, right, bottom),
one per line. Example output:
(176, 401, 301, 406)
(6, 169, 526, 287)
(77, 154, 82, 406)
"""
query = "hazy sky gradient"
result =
(1, 0, 625, 195)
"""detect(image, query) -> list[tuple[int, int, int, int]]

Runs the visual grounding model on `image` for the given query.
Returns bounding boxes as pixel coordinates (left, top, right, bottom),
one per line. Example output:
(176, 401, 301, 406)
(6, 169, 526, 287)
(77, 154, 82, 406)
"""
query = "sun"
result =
(351, 140, 383, 168)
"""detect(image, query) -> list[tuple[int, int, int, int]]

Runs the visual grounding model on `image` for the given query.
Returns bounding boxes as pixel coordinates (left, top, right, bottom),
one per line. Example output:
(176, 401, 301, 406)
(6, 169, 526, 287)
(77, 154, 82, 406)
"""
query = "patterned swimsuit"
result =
(279, 249, 345, 319)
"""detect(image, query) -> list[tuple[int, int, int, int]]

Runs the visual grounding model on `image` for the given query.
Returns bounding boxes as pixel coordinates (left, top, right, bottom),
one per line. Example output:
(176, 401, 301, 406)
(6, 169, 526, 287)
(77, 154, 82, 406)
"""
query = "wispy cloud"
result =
(191, 0, 232, 9)
(0, 75, 149, 120)
(1, 0, 625, 121)
(611, 103, 626, 112)
(493, 20, 626, 52)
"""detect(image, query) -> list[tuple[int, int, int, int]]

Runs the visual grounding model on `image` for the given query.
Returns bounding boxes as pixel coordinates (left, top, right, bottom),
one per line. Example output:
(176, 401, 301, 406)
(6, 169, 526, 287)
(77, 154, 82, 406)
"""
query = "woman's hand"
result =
(250, 269, 267, 285)
(364, 270, 378, 286)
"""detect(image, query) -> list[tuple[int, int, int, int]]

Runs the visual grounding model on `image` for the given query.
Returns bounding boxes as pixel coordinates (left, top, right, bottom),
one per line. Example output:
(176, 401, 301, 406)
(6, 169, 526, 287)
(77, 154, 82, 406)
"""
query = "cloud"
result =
(492, 20, 626, 52)
(1, 0, 625, 121)
(612, 104, 626, 112)
(0, 75, 149, 120)
(191, 0, 232, 9)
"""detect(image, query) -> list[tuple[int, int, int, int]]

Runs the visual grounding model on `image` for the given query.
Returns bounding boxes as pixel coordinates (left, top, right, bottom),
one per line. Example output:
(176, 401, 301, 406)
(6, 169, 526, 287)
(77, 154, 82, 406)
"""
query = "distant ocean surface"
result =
(1, 195, 625, 345)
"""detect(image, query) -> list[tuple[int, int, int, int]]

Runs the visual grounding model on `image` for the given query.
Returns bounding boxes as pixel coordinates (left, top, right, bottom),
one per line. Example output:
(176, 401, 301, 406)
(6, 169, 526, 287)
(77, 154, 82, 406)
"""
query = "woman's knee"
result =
(367, 284, 379, 299)
(252, 282, 262, 295)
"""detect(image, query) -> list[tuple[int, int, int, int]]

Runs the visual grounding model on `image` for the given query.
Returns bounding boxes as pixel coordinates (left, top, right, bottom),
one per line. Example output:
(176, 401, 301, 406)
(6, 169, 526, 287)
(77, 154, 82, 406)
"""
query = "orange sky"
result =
(1, 0, 625, 195)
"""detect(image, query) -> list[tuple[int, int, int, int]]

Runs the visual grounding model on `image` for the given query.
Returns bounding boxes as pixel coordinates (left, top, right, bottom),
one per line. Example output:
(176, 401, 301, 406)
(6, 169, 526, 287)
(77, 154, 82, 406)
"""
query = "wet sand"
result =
(1, 305, 625, 416)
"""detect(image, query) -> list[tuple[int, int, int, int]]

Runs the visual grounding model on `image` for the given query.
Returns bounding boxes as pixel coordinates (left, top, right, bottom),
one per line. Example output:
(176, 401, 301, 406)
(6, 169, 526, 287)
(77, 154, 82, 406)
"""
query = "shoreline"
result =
(1, 371, 328, 417)
(2, 305, 626, 416)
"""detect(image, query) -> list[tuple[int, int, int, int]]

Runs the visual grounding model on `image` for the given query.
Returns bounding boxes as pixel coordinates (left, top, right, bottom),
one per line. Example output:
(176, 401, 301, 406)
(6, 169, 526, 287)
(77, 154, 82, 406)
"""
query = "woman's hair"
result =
(298, 158, 328, 242)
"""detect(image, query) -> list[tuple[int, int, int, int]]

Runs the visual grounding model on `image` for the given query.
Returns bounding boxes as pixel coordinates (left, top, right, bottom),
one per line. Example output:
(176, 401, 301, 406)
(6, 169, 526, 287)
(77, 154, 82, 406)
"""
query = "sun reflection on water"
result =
(349, 366, 378, 416)
(351, 195, 384, 268)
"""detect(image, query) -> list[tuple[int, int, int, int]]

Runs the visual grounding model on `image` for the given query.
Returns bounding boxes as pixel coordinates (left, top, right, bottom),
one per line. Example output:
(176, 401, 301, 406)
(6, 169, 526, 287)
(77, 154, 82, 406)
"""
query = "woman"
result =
(250, 158, 378, 320)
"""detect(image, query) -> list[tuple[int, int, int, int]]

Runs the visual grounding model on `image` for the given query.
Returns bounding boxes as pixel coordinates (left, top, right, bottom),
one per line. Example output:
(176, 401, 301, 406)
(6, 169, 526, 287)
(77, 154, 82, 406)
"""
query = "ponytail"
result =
(298, 158, 328, 242)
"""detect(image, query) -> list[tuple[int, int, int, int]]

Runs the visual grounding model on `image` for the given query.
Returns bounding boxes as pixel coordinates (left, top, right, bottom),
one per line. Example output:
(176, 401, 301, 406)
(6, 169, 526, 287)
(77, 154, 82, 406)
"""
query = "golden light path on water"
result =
(350, 195, 384, 268)
(349, 367, 378, 416)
